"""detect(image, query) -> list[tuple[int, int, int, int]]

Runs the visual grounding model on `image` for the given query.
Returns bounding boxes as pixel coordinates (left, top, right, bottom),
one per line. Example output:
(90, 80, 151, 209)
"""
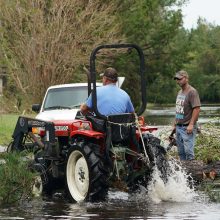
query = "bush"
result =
(0, 152, 36, 205)
(195, 120, 220, 163)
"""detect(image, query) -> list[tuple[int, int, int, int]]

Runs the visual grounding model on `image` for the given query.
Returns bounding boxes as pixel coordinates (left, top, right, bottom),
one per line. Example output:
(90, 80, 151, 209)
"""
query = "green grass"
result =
(0, 114, 20, 146)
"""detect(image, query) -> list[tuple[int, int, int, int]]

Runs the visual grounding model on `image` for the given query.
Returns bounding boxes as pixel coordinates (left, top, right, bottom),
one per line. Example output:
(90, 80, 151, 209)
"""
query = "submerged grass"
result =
(199, 180, 220, 203)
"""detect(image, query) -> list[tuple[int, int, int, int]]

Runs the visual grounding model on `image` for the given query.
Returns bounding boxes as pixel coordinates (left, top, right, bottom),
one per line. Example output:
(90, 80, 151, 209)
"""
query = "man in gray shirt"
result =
(173, 70, 201, 160)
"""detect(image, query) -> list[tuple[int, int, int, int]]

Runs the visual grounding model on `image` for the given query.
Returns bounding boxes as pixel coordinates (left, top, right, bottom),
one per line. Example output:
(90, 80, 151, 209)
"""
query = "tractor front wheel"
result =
(65, 143, 109, 202)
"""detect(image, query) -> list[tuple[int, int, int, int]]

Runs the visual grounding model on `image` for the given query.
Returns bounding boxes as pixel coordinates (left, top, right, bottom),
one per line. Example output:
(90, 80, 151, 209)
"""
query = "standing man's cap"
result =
(100, 67, 118, 81)
(174, 70, 189, 80)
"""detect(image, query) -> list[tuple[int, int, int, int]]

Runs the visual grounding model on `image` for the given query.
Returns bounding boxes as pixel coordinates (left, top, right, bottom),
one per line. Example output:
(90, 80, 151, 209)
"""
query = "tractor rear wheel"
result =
(65, 143, 109, 202)
(144, 135, 169, 181)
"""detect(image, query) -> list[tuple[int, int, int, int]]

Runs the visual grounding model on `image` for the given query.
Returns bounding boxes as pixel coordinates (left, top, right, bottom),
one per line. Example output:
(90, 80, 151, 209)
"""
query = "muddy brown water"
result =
(0, 105, 220, 219)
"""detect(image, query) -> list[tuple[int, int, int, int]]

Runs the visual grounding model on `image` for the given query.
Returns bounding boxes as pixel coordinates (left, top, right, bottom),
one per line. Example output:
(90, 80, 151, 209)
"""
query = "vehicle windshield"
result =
(43, 86, 88, 111)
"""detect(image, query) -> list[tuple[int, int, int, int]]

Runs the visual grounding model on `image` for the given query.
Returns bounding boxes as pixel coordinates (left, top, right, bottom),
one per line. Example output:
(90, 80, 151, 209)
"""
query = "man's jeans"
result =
(176, 125, 197, 160)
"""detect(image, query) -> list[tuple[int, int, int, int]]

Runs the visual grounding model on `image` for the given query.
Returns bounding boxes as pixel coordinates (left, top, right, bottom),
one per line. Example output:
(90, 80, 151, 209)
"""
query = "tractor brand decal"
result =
(28, 120, 46, 127)
(55, 126, 68, 131)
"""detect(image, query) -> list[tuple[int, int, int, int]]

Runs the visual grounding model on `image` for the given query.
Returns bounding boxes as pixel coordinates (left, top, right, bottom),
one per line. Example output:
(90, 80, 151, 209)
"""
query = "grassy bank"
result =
(0, 114, 19, 146)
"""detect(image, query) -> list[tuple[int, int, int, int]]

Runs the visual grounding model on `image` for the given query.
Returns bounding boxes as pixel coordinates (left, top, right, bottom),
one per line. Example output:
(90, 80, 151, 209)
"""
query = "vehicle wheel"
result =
(65, 143, 109, 202)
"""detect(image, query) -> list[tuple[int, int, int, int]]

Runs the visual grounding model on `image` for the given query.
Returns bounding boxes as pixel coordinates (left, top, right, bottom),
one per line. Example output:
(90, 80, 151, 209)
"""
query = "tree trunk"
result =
(180, 160, 220, 183)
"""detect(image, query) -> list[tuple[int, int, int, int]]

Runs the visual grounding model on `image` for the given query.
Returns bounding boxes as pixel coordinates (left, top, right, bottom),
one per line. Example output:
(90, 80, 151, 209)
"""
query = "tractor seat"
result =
(106, 113, 136, 144)
(86, 113, 136, 144)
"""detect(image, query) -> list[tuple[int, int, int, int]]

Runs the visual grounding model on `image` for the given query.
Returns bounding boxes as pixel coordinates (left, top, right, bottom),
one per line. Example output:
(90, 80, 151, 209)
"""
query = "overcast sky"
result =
(182, 0, 220, 29)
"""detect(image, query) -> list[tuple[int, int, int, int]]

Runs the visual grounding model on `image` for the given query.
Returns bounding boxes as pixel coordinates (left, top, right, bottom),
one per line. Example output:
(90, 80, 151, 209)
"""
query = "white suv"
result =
(33, 83, 102, 121)
(32, 78, 124, 121)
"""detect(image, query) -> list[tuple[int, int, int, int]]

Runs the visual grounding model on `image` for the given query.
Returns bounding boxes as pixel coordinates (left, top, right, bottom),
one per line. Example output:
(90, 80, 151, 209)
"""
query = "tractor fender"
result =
(70, 130, 104, 139)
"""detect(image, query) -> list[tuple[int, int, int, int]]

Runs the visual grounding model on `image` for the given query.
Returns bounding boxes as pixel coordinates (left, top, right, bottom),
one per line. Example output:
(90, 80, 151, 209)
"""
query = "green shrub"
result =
(195, 121, 220, 163)
(0, 152, 36, 205)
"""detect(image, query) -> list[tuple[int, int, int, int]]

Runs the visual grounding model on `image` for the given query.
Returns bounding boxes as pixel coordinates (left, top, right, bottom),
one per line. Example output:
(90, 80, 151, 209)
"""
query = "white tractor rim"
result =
(66, 150, 89, 202)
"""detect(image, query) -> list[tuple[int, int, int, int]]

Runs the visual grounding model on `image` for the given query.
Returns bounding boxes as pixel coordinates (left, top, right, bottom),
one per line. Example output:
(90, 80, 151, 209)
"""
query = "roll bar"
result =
(89, 43, 147, 119)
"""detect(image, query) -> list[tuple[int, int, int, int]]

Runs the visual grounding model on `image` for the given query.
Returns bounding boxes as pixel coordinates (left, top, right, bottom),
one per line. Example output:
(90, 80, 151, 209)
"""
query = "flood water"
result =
(1, 105, 220, 219)
(1, 162, 220, 220)
(1, 190, 220, 220)
(144, 105, 220, 126)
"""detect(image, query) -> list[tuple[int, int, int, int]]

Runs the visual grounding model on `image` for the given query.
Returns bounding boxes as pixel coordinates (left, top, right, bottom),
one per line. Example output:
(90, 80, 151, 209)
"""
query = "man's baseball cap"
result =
(174, 70, 189, 80)
(100, 67, 118, 81)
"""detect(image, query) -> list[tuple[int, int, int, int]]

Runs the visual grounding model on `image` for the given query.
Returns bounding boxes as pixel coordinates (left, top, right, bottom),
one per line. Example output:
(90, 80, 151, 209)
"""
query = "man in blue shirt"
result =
(80, 67, 134, 116)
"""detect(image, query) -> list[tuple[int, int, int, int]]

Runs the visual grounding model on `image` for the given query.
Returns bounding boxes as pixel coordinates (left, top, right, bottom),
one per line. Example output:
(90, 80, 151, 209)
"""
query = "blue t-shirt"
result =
(86, 84, 134, 116)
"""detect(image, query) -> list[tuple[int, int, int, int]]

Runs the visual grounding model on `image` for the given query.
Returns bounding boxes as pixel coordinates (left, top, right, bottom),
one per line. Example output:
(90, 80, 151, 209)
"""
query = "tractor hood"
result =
(35, 109, 79, 121)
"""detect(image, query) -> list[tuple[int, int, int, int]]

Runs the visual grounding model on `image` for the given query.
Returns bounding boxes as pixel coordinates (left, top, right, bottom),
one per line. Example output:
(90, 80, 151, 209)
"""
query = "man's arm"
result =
(80, 93, 93, 115)
(170, 121, 176, 138)
(80, 103, 90, 115)
(187, 106, 200, 134)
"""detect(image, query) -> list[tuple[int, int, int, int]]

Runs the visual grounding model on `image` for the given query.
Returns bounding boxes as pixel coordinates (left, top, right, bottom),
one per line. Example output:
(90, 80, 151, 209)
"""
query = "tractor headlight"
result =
(80, 122, 91, 130)
(32, 127, 45, 135)
(72, 121, 91, 130)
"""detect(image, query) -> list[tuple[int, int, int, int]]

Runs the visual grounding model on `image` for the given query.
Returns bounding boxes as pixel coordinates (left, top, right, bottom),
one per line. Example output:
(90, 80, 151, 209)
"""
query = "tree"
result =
(113, 0, 189, 104)
(0, 0, 123, 105)
(184, 20, 220, 102)
(0, 0, 196, 109)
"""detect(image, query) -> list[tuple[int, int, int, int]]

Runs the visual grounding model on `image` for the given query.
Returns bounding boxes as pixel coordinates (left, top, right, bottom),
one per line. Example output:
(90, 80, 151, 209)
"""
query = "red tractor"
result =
(8, 44, 168, 202)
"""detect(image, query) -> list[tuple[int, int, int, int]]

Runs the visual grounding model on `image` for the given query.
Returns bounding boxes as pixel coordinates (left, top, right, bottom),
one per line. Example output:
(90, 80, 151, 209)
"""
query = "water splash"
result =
(107, 189, 129, 201)
(147, 159, 198, 203)
(106, 158, 198, 204)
